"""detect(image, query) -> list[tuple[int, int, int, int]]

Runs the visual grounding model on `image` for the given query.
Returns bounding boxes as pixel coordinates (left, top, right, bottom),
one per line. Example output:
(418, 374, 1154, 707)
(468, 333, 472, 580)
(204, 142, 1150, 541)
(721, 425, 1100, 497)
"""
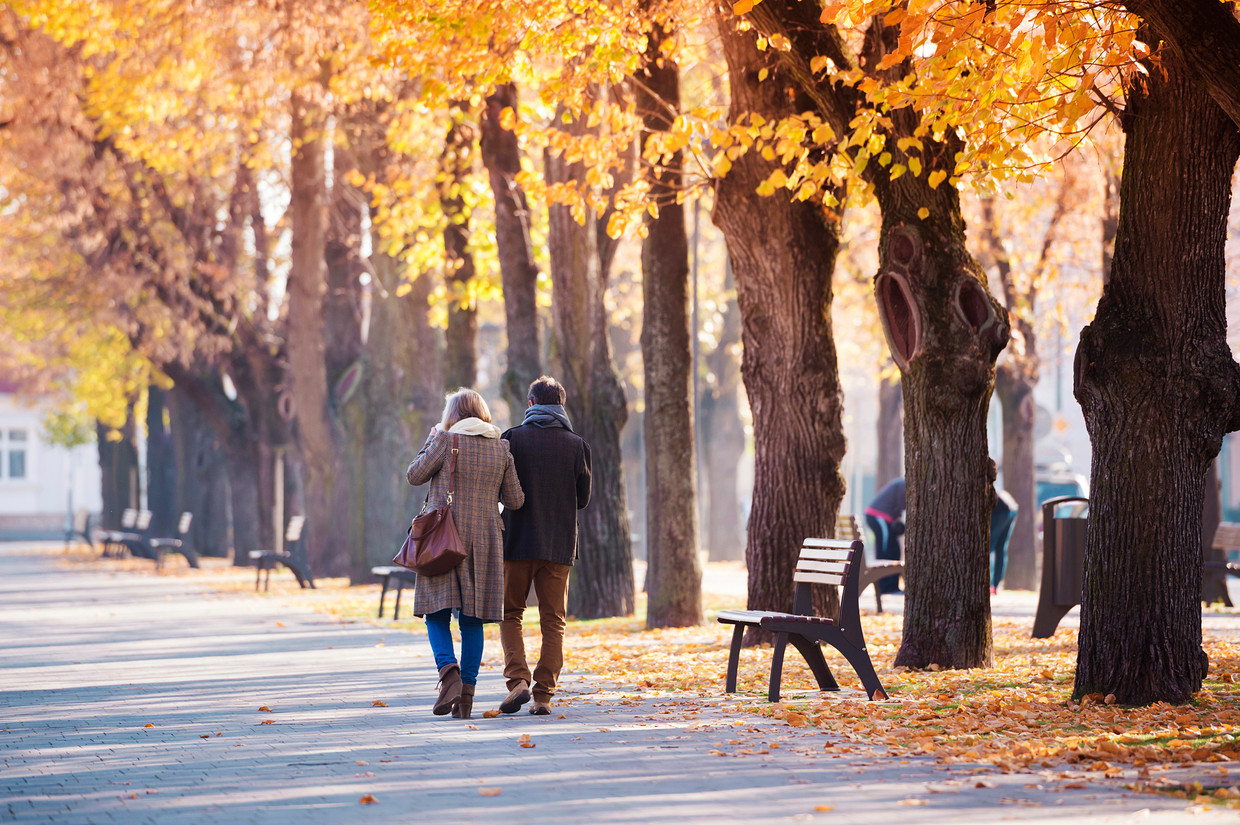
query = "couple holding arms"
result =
(405, 376, 591, 720)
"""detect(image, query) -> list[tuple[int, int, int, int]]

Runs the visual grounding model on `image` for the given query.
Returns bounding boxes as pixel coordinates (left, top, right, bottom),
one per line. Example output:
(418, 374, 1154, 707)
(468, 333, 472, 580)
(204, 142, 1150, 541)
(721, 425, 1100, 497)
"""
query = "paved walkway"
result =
(2, 543, 1235, 824)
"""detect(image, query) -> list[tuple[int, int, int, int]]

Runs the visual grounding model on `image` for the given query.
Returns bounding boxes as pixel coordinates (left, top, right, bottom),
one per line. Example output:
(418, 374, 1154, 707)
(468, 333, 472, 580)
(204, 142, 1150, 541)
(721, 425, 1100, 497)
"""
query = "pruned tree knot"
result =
(953, 277, 1009, 356)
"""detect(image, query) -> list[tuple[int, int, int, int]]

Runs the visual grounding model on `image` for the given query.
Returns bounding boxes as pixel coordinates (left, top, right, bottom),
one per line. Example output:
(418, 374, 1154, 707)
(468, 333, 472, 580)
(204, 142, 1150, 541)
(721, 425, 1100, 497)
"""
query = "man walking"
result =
(498, 376, 592, 716)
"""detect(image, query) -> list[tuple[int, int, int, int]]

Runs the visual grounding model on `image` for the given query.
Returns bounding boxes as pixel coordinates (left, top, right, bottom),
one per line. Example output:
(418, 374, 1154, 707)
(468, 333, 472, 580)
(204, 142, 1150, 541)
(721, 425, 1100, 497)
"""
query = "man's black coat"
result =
(500, 423, 592, 564)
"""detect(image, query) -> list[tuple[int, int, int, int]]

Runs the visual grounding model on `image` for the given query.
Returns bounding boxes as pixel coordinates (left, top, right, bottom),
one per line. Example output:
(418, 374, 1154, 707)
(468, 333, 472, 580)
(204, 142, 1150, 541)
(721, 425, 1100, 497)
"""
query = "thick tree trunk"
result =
(441, 111, 479, 391)
(699, 261, 745, 562)
(481, 83, 543, 422)
(635, 15, 702, 628)
(876, 367, 903, 489)
(166, 385, 229, 557)
(713, 15, 847, 630)
(545, 112, 636, 619)
(145, 385, 177, 535)
(96, 411, 138, 530)
(1072, 45, 1240, 704)
(287, 93, 354, 578)
(995, 365, 1037, 590)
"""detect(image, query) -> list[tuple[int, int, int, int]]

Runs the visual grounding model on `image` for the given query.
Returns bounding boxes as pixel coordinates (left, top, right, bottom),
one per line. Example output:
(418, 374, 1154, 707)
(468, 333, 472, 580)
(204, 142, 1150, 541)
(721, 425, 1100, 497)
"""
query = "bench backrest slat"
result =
(1213, 523, 1240, 551)
(799, 546, 852, 562)
(286, 515, 306, 542)
(121, 508, 137, 528)
(136, 510, 153, 530)
(793, 570, 846, 586)
(177, 512, 193, 534)
(797, 559, 848, 575)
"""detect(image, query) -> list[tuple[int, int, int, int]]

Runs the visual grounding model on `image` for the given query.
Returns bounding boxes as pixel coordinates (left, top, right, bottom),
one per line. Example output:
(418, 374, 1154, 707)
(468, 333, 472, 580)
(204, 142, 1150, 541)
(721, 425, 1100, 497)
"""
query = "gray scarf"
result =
(523, 404, 573, 432)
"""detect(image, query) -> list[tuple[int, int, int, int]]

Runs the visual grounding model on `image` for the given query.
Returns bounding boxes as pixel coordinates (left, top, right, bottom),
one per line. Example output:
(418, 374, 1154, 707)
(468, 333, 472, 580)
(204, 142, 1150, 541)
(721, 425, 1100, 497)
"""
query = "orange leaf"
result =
(815, 804, 835, 812)
(259, 719, 275, 725)
(371, 700, 388, 707)
(482, 710, 500, 718)
(359, 794, 378, 805)
(258, 706, 272, 712)
(479, 787, 503, 797)
(199, 734, 210, 739)
(143, 723, 154, 728)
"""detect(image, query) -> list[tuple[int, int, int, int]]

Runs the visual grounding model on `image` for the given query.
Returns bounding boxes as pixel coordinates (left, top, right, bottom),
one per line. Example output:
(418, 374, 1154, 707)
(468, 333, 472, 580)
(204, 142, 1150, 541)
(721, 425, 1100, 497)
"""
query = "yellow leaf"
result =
(908, 157, 922, 177)
(889, 164, 906, 180)
(815, 804, 835, 812)
(732, 0, 754, 14)
(479, 787, 503, 797)
(395, 282, 412, 298)
(928, 170, 947, 189)
(917, 207, 930, 220)
(758, 68, 769, 82)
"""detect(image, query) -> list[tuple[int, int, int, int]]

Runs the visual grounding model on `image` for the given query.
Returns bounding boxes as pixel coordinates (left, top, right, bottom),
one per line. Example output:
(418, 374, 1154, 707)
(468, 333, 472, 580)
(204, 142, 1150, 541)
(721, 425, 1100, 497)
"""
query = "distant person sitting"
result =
(864, 478, 905, 594)
(990, 488, 1019, 595)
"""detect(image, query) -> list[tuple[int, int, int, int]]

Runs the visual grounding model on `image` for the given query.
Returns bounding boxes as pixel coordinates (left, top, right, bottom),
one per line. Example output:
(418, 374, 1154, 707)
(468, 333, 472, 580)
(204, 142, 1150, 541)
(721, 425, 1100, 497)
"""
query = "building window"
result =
(4, 429, 27, 480)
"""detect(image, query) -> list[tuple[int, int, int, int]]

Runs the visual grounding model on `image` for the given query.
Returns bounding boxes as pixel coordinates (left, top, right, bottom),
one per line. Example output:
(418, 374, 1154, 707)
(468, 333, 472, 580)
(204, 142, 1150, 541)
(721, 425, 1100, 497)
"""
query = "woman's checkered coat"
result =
(406, 430, 524, 621)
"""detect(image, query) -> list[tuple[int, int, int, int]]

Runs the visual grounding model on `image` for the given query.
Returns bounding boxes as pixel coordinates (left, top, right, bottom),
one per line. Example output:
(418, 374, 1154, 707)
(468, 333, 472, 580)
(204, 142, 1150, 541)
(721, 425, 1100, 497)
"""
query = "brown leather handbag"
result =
(394, 434, 467, 576)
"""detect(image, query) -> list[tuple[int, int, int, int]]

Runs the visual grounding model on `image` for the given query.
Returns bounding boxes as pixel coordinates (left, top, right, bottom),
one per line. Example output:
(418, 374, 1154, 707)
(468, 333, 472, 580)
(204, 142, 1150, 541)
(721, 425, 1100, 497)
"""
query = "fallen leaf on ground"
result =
(482, 710, 500, 718)
(259, 719, 275, 725)
(142, 723, 154, 728)
(199, 734, 210, 739)
(258, 706, 272, 712)
(359, 794, 377, 804)
(371, 700, 387, 707)
(898, 799, 927, 806)
(275, 621, 285, 627)
(479, 788, 503, 797)
(814, 804, 834, 811)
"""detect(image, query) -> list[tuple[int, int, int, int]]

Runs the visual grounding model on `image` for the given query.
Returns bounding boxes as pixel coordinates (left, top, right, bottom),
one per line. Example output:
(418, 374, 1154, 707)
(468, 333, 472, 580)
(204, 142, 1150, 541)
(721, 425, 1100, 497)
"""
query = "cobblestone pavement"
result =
(2, 543, 1236, 824)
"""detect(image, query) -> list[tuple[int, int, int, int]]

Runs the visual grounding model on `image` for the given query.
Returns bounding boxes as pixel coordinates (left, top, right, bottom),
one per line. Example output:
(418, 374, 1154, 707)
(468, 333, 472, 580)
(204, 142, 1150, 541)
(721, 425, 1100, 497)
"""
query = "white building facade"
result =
(0, 384, 102, 536)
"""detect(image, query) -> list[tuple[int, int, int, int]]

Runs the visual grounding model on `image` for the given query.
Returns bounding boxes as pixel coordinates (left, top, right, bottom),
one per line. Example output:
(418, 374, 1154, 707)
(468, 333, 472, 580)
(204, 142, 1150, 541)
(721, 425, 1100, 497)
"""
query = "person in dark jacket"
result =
(497, 376, 591, 716)
(864, 477, 905, 594)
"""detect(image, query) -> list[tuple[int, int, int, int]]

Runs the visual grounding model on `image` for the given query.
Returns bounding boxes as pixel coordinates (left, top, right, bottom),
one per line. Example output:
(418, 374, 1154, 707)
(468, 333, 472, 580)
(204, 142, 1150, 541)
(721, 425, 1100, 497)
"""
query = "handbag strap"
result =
(447, 434, 459, 505)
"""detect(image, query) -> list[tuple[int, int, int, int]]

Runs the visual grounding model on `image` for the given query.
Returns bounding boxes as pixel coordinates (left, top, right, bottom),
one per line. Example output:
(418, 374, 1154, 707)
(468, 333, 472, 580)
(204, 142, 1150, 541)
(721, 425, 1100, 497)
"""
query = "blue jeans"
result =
(425, 609, 484, 686)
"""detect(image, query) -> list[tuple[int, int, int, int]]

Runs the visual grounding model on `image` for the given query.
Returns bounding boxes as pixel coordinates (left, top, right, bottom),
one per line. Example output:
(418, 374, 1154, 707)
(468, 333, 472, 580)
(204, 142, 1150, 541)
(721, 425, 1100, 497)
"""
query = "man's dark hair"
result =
(528, 375, 566, 406)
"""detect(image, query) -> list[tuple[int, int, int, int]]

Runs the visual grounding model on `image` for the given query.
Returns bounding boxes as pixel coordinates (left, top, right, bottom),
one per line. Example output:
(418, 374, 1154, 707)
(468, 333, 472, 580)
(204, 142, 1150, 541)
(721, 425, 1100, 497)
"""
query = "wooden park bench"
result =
(147, 512, 199, 570)
(65, 510, 94, 552)
(835, 514, 903, 613)
(248, 516, 315, 591)
(97, 508, 138, 558)
(371, 566, 418, 619)
(718, 537, 889, 702)
(1204, 522, 1240, 607)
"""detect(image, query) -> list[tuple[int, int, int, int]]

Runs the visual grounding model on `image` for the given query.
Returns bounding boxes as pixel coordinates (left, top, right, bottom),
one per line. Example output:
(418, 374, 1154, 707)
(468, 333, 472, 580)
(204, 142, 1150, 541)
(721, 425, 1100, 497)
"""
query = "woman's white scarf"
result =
(448, 417, 502, 439)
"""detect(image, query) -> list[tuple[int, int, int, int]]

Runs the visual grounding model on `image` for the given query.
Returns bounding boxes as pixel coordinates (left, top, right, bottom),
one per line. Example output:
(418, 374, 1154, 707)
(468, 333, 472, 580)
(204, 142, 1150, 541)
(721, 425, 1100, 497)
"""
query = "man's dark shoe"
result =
(529, 700, 551, 716)
(499, 680, 530, 714)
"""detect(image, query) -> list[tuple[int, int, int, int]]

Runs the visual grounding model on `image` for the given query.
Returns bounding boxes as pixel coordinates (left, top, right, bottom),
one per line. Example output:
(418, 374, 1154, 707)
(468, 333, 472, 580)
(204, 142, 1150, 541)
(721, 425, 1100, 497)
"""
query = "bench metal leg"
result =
(378, 576, 391, 618)
(768, 631, 789, 702)
(788, 636, 839, 693)
(834, 638, 888, 701)
(724, 624, 745, 693)
(393, 581, 406, 620)
(255, 566, 262, 592)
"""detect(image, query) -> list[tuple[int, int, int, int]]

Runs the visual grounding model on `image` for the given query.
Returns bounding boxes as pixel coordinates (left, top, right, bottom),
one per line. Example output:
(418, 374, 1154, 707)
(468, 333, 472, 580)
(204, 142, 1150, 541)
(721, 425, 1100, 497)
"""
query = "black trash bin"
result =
(1032, 496, 1089, 638)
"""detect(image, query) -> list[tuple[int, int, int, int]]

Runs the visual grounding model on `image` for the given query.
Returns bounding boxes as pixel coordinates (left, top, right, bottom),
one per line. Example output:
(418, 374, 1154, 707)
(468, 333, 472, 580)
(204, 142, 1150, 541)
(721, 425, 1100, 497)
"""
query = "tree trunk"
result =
(166, 384, 230, 557)
(700, 261, 745, 562)
(441, 110, 479, 391)
(287, 91, 354, 578)
(145, 385, 177, 535)
(481, 83, 543, 422)
(96, 410, 138, 530)
(713, 12, 848, 631)
(545, 108, 636, 619)
(876, 367, 903, 488)
(994, 364, 1037, 590)
(1072, 43, 1240, 704)
(635, 14, 702, 628)
(1202, 460, 1230, 605)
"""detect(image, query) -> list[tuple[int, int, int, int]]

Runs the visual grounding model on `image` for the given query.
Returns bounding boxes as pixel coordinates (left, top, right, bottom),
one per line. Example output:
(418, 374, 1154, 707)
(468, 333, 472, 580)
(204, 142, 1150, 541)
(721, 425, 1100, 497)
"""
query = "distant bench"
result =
(371, 566, 418, 619)
(835, 514, 903, 613)
(248, 516, 315, 591)
(95, 509, 198, 569)
(718, 537, 889, 702)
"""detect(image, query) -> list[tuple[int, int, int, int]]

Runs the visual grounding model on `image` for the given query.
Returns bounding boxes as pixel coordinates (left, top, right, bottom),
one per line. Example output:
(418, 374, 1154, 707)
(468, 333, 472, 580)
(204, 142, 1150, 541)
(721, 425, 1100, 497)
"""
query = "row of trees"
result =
(3, 0, 1239, 704)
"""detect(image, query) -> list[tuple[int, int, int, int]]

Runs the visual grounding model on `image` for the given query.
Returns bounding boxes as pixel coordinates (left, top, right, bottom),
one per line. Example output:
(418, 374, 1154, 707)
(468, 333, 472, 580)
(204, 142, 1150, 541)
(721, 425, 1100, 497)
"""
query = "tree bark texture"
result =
(635, 15, 702, 628)
(699, 261, 745, 562)
(96, 412, 138, 530)
(1123, 0, 1240, 130)
(714, 13, 847, 631)
(545, 114, 636, 619)
(167, 384, 229, 558)
(287, 93, 354, 578)
(441, 111, 479, 391)
(145, 385, 177, 535)
(481, 83, 543, 422)
(1072, 46, 1240, 704)
(876, 368, 903, 489)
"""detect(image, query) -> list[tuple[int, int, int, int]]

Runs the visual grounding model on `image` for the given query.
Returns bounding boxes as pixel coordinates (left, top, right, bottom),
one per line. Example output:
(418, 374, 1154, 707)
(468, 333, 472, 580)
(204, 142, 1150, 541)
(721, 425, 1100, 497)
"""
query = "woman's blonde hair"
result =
(440, 388, 492, 430)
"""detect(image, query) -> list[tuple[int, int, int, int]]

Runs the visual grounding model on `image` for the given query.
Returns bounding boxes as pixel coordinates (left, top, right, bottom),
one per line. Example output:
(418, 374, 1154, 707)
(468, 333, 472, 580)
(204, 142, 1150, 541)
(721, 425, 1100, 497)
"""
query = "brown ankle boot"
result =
(433, 663, 462, 716)
(452, 683, 475, 719)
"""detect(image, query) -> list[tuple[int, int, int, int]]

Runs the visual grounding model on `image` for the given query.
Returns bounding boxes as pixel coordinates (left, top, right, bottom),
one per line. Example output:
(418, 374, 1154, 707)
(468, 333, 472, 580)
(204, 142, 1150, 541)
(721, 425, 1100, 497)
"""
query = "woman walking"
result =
(407, 389, 524, 719)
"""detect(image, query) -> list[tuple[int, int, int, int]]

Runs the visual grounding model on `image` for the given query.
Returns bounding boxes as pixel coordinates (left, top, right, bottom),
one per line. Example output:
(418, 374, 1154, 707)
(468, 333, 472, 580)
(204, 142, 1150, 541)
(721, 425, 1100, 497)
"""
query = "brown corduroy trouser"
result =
(500, 559, 571, 702)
